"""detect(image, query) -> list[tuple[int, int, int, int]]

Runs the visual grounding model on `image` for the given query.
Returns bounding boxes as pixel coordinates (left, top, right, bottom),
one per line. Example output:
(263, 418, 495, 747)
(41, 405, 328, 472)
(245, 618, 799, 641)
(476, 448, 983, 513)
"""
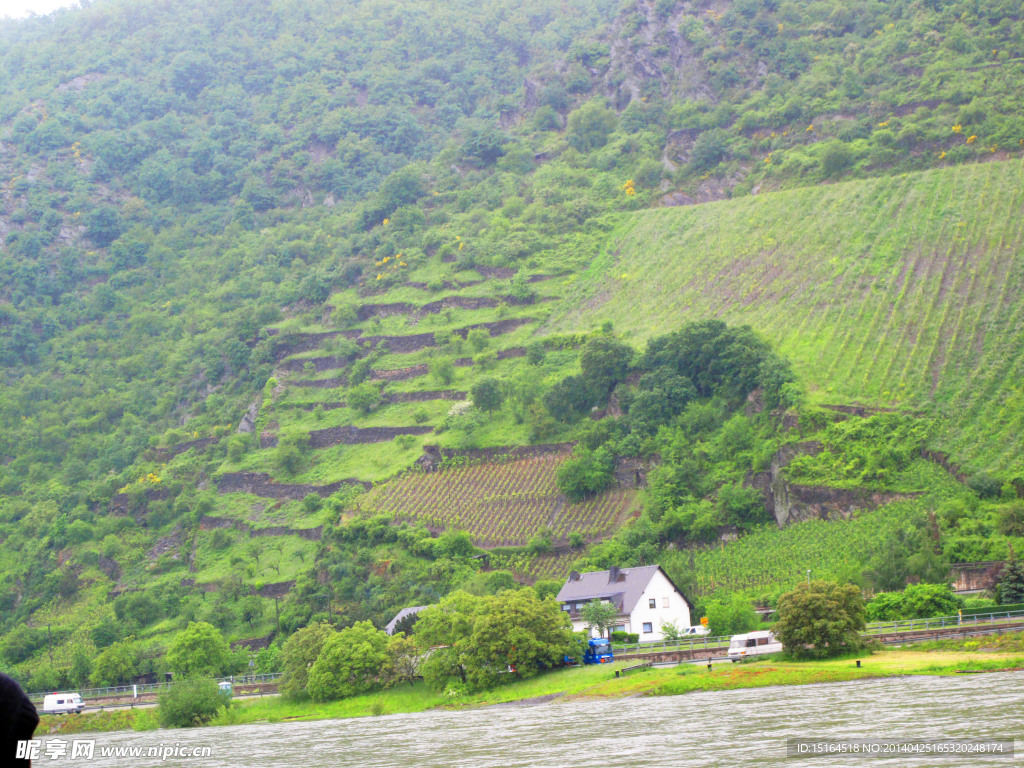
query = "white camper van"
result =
(727, 630, 782, 660)
(42, 693, 85, 715)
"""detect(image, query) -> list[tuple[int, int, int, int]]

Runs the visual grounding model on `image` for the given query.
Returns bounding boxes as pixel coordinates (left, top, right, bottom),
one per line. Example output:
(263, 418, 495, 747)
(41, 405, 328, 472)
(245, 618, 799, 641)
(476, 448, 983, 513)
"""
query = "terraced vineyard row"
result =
(488, 549, 584, 584)
(665, 500, 925, 599)
(554, 159, 1024, 474)
(362, 454, 634, 547)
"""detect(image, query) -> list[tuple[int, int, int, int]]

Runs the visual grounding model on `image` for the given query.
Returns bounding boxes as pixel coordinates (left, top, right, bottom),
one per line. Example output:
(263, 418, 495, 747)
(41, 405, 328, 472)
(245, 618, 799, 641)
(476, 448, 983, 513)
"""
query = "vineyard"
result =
(362, 454, 636, 547)
(553, 159, 1024, 476)
(488, 549, 586, 584)
(663, 501, 926, 600)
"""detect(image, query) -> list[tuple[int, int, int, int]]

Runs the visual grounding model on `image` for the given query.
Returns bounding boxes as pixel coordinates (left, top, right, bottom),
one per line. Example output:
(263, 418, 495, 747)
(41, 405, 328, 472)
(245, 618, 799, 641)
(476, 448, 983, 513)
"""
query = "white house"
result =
(555, 565, 694, 641)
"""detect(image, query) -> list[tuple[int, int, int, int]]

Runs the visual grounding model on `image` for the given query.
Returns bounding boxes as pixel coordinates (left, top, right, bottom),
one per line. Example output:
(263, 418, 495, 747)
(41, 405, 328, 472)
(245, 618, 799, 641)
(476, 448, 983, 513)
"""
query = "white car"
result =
(681, 625, 710, 636)
(42, 693, 85, 715)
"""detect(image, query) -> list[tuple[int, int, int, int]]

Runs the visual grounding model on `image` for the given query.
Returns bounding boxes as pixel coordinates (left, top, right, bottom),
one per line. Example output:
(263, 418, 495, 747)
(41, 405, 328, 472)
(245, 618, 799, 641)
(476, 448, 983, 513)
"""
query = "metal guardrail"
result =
(611, 610, 1024, 655)
(863, 609, 1024, 635)
(28, 673, 282, 703)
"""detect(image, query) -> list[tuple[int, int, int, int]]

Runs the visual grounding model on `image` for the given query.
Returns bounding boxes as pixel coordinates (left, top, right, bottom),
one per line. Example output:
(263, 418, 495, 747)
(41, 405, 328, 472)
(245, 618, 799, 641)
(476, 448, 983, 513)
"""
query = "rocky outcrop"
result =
(950, 561, 1003, 592)
(238, 401, 260, 434)
(747, 441, 917, 527)
(612, 456, 654, 488)
(216, 472, 371, 498)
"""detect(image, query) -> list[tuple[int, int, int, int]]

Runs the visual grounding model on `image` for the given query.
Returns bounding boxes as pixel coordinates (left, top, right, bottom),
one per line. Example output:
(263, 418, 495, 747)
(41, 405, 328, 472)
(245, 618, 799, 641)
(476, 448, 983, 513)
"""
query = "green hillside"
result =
(1, 0, 1024, 693)
(552, 158, 1024, 475)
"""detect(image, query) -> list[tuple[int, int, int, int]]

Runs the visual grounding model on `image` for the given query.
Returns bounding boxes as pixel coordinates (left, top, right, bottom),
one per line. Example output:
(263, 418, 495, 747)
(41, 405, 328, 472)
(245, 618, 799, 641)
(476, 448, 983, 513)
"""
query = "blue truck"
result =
(563, 636, 614, 666)
(583, 637, 613, 664)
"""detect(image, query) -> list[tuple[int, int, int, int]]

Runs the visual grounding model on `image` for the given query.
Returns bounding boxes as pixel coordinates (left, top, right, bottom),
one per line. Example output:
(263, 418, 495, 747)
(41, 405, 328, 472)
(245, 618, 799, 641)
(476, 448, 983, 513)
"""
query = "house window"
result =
(649, 598, 656, 608)
(662, 597, 669, 608)
(642, 622, 653, 633)
(611, 624, 626, 634)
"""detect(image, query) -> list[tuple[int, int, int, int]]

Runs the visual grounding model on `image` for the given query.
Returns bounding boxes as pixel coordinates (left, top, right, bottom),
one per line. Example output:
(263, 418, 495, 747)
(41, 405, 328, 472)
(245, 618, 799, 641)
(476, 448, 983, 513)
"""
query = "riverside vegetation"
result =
(1, 0, 1024, 704)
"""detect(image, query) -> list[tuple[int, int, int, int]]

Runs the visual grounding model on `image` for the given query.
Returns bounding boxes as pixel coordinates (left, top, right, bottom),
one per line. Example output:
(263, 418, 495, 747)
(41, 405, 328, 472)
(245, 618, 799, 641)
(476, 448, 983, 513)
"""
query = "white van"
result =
(42, 693, 85, 715)
(727, 630, 782, 660)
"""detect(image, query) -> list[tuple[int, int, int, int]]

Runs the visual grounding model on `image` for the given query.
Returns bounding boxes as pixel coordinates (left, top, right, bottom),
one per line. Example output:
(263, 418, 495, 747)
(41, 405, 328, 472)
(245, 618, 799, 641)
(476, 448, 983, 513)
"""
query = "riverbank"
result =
(37, 638, 1024, 736)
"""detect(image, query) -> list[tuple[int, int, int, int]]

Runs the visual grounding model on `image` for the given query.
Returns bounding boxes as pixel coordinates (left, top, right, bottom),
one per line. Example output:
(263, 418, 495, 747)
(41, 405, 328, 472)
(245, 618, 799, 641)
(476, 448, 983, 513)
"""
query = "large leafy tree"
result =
(461, 590, 574, 691)
(414, 589, 573, 691)
(166, 621, 230, 678)
(278, 621, 337, 700)
(306, 621, 391, 702)
(89, 639, 141, 687)
(774, 581, 866, 659)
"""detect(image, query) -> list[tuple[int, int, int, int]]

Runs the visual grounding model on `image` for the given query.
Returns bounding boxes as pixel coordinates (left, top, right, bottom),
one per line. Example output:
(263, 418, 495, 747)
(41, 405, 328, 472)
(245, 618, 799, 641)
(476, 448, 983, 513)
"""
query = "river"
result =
(77, 671, 1022, 767)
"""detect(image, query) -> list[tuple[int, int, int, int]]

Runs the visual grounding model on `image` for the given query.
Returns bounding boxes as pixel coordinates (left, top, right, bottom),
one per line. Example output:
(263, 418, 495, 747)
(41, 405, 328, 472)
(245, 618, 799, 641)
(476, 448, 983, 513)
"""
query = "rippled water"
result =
(83, 671, 1022, 768)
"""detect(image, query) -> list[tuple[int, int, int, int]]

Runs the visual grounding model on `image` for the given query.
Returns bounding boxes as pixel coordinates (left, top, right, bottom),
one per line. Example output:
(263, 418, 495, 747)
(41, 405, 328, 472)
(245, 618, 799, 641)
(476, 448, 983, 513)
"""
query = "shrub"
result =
(347, 381, 382, 414)
(702, 594, 760, 637)
(968, 473, 1002, 499)
(428, 357, 455, 385)
(470, 377, 504, 413)
(158, 677, 225, 728)
(466, 328, 490, 353)
(557, 447, 615, 501)
(774, 581, 865, 659)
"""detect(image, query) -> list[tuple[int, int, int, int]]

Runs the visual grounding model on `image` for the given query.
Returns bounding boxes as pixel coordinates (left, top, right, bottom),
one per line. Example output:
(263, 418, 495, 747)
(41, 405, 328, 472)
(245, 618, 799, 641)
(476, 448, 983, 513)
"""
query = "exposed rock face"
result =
(238, 402, 260, 434)
(748, 441, 917, 527)
(612, 456, 653, 488)
(950, 561, 1003, 592)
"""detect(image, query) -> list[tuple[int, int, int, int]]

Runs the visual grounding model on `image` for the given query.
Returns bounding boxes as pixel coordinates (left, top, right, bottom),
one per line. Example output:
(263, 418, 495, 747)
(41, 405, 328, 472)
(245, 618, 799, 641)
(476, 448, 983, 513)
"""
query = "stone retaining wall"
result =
(216, 471, 371, 497)
(260, 425, 433, 449)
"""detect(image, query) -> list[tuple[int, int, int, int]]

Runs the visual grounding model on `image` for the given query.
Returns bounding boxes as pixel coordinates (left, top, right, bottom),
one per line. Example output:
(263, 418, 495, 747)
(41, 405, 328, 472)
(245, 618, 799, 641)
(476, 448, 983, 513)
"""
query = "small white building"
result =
(555, 565, 694, 641)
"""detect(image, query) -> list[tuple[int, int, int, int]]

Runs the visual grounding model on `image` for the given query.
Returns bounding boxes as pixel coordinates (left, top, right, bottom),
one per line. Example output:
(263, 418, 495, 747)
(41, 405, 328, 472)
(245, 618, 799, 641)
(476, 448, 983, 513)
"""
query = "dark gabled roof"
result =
(556, 565, 691, 616)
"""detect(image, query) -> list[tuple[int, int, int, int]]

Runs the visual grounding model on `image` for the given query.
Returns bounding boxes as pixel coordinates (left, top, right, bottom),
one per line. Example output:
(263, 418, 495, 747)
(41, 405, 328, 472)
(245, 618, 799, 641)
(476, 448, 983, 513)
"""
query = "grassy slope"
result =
(550, 159, 1024, 475)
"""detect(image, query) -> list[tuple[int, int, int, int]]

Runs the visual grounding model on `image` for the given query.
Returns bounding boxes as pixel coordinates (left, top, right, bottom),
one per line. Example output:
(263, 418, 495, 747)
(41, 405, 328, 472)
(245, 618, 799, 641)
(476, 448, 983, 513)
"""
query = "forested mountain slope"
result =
(0, 0, 1023, 690)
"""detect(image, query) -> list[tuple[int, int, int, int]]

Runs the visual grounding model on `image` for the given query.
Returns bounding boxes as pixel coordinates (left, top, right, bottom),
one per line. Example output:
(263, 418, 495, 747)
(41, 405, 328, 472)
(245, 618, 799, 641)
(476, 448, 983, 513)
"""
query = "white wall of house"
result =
(626, 570, 692, 641)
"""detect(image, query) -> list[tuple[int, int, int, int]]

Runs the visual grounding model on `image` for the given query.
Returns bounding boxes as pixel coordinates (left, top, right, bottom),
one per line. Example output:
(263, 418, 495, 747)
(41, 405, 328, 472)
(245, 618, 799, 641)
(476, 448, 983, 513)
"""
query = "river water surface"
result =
(83, 670, 1022, 767)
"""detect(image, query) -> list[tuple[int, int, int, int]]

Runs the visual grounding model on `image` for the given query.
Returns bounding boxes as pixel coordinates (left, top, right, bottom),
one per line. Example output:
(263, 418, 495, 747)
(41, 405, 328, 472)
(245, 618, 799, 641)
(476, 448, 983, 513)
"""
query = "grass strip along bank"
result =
(37, 636, 1024, 735)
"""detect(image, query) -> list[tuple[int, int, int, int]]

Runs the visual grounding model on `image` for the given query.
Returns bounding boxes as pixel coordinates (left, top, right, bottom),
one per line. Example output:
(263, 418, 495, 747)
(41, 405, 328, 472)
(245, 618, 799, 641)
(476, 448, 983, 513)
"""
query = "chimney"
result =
(608, 566, 620, 583)
(569, 571, 581, 582)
